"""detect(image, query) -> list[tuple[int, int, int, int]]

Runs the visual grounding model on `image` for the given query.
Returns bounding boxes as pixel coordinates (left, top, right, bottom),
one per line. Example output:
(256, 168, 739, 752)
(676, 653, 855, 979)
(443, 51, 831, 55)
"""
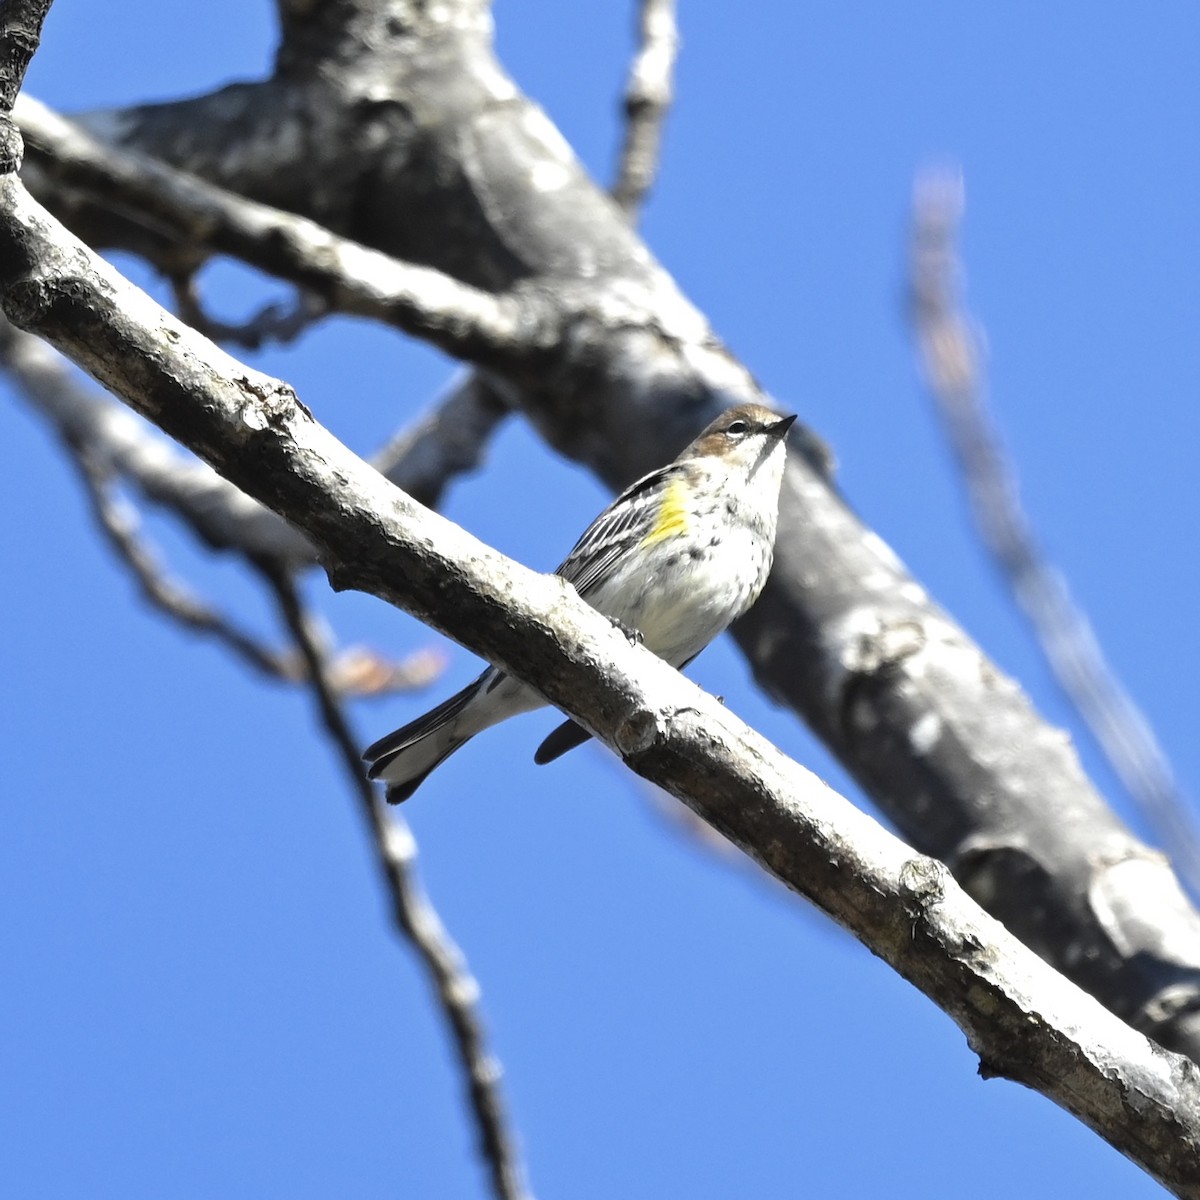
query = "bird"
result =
(363, 402, 796, 802)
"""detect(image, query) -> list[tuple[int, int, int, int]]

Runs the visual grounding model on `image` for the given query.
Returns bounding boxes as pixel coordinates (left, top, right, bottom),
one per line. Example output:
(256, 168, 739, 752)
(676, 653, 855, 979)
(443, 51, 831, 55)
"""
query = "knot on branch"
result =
(234, 375, 309, 431)
(616, 708, 662, 756)
(899, 855, 950, 905)
(2, 269, 89, 330)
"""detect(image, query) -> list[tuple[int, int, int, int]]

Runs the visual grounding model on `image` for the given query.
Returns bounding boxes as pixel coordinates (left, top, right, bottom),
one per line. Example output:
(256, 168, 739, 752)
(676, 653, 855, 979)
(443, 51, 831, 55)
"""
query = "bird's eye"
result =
(726, 420, 749, 436)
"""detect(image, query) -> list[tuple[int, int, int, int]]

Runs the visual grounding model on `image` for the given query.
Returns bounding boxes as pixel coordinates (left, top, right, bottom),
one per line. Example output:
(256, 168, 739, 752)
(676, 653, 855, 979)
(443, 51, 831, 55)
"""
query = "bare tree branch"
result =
(263, 567, 532, 1200)
(612, 0, 679, 217)
(169, 269, 329, 351)
(3, 18, 524, 1167)
(908, 168, 1200, 899)
(18, 97, 519, 517)
(15, 96, 553, 370)
(4, 174, 1200, 1196)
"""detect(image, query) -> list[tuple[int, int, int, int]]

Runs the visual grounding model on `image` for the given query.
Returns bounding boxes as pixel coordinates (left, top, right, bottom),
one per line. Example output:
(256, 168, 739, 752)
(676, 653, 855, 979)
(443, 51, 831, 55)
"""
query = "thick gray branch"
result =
(2, 174, 1200, 1197)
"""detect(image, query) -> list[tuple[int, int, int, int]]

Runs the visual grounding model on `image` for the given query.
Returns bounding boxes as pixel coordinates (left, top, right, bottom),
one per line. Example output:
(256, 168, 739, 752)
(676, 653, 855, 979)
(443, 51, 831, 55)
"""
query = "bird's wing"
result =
(555, 462, 687, 597)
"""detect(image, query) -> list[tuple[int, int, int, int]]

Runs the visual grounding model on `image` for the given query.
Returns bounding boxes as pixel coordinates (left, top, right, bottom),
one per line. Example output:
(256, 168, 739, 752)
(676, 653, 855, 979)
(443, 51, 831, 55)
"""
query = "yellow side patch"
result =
(640, 479, 690, 547)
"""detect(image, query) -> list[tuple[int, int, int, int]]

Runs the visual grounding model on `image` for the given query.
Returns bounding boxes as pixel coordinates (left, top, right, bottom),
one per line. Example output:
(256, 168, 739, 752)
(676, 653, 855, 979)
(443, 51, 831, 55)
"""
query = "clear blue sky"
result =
(4, 3, 1199, 1196)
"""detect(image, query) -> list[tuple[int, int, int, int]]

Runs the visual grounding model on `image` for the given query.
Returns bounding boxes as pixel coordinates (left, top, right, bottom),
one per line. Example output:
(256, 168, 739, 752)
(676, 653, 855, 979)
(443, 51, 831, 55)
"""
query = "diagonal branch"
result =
(908, 169, 1200, 899)
(15, 95, 554, 370)
(263, 567, 532, 1200)
(4, 172, 1200, 1197)
(612, 0, 679, 218)
(168, 270, 329, 351)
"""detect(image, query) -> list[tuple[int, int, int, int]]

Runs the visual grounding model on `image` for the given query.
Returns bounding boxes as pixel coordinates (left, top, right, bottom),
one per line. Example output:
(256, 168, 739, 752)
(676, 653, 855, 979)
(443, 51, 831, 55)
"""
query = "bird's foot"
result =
(609, 617, 644, 645)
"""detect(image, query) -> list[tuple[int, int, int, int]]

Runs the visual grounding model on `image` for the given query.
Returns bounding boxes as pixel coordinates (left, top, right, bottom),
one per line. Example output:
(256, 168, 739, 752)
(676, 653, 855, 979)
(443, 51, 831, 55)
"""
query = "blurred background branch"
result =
(612, 0, 678, 218)
(908, 168, 1200, 900)
(264, 567, 532, 1200)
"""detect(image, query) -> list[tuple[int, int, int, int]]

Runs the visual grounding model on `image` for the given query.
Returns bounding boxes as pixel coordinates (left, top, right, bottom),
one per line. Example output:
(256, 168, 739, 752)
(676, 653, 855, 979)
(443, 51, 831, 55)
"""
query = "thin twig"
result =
(262, 567, 533, 1200)
(373, 370, 510, 508)
(57, 412, 524, 1191)
(611, 0, 679, 218)
(169, 270, 329, 350)
(66, 444, 304, 681)
(908, 167, 1200, 898)
(0, 312, 315, 561)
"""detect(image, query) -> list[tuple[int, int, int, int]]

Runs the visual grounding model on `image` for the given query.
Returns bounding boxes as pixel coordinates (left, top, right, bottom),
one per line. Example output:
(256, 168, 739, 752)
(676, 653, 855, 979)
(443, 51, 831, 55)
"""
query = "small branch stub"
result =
(616, 707, 661, 756)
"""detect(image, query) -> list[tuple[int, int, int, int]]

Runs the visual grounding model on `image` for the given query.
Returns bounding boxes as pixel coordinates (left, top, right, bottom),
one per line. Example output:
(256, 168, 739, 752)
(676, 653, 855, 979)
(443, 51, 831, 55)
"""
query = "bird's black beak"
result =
(770, 413, 797, 438)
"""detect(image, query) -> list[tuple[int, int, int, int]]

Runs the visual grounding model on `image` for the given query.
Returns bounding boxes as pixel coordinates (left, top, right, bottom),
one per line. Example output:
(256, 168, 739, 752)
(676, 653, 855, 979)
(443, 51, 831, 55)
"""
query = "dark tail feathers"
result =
(534, 718, 593, 765)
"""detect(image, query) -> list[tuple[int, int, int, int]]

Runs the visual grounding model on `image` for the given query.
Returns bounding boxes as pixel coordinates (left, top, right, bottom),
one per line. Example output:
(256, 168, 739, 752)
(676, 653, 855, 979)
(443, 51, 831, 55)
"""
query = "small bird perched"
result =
(363, 403, 796, 803)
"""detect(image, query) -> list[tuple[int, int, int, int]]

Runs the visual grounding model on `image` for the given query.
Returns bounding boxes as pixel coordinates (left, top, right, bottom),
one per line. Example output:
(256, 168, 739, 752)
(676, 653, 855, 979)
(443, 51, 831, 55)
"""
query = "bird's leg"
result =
(609, 617, 644, 645)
